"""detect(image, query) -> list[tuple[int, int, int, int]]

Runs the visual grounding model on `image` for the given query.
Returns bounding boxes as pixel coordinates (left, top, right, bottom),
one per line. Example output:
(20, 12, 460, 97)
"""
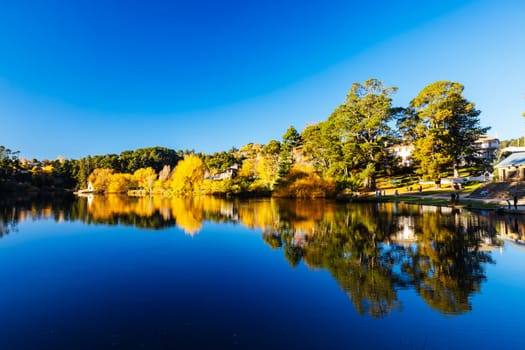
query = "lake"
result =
(1, 195, 524, 349)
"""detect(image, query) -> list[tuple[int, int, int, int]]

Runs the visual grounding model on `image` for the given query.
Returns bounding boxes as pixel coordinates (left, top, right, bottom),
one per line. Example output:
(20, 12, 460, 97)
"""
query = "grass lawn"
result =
(367, 173, 499, 209)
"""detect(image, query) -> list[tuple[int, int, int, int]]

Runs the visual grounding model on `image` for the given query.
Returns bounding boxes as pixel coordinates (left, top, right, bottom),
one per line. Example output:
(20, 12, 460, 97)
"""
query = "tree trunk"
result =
(364, 175, 376, 190)
(453, 163, 459, 178)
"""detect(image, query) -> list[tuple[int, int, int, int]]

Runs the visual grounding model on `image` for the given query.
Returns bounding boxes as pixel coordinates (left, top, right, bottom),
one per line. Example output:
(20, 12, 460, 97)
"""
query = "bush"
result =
(273, 165, 337, 198)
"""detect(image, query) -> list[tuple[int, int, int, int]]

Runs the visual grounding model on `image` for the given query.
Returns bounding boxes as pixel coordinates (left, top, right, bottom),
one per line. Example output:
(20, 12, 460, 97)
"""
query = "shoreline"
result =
(353, 192, 525, 214)
(4, 185, 525, 215)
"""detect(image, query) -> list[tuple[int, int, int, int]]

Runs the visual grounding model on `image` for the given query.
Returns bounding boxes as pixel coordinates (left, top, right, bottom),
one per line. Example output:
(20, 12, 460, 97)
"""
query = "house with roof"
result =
(206, 164, 240, 181)
(474, 135, 500, 164)
(494, 151, 525, 181)
(388, 135, 498, 169)
(500, 146, 525, 154)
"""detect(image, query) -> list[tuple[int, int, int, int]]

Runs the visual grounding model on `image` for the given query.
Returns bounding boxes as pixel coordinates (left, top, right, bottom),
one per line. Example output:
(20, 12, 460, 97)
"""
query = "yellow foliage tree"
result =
(88, 168, 115, 193)
(133, 167, 157, 194)
(255, 155, 279, 190)
(107, 173, 132, 193)
(273, 164, 336, 198)
(42, 165, 54, 173)
(238, 158, 256, 179)
(169, 154, 205, 196)
(200, 178, 233, 195)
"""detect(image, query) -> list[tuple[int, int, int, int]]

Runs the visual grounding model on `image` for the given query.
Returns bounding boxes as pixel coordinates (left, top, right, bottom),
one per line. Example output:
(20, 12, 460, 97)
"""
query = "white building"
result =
(474, 135, 500, 163)
(390, 135, 499, 169)
(206, 164, 240, 181)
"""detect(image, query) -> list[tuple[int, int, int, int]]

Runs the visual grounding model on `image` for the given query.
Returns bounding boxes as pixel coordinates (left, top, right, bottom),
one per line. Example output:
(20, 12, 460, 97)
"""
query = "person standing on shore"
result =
(513, 193, 518, 210)
(507, 191, 513, 209)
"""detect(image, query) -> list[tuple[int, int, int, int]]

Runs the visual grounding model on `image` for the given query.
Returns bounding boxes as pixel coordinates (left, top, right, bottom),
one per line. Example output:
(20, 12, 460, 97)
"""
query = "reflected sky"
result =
(0, 197, 524, 349)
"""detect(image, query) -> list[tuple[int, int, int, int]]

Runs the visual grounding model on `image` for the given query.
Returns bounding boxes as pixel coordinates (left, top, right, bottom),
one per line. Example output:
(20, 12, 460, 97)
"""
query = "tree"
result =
(73, 158, 90, 189)
(301, 122, 345, 180)
(133, 167, 157, 194)
(256, 156, 279, 191)
(107, 173, 131, 193)
(87, 168, 114, 193)
(238, 158, 256, 179)
(123, 147, 181, 173)
(202, 151, 236, 173)
(404, 81, 489, 181)
(158, 165, 172, 182)
(0, 146, 19, 180)
(170, 154, 205, 195)
(51, 159, 76, 189)
(257, 140, 281, 190)
(278, 125, 301, 179)
(262, 139, 281, 156)
(328, 78, 398, 189)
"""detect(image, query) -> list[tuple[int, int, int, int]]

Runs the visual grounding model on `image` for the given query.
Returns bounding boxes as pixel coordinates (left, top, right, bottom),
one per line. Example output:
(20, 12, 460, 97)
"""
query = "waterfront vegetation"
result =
(0, 79, 498, 198)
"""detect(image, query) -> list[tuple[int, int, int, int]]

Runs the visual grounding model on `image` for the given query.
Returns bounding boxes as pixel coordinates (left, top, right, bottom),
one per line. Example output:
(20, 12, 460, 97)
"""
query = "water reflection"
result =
(2, 195, 522, 318)
(0, 206, 17, 237)
(402, 212, 496, 314)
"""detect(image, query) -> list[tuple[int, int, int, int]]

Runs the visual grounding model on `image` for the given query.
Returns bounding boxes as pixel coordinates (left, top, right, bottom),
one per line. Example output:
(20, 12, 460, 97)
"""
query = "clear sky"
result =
(1, 0, 524, 160)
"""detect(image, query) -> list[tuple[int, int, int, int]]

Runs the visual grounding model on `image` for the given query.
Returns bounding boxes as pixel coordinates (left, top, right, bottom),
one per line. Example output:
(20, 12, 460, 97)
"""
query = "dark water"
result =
(1, 195, 525, 349)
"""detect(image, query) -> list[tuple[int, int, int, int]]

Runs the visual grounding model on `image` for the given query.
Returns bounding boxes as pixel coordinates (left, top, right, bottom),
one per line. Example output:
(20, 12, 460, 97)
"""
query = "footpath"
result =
(372, 181, 525, 214)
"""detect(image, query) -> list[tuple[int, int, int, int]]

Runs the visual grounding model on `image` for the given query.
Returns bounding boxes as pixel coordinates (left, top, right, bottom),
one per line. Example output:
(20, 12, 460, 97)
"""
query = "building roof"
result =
(475, 135, 499, 142)
(495, 152, 525, 168)
(501, 146, 525, 153)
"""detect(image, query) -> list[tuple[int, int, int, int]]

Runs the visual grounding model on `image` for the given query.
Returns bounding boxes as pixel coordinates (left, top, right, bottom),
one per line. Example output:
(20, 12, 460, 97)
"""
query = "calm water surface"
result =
(1, 195, 525, 349)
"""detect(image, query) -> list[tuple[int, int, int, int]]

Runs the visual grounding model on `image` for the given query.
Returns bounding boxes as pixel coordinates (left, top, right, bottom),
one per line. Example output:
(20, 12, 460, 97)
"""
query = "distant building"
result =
(474, 135, 500, 164)
(390, 135, 499, 169)
(500, 146, 525, 154)
(494, 151, 525, 181)
(206, 164, 240, 181)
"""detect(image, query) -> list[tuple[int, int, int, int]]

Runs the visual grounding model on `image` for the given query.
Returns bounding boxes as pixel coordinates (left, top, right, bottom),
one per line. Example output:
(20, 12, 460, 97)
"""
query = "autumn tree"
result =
(401, 81, 489, 181)
(133, 167, 157, 194)
(170, 154, 205, 196)
(255, 140, 281, 190)
(158, 165, 172, 181)
(238, 158, 256, 179)
(107, 173, 131, 193)
(87, 168, 114, 193)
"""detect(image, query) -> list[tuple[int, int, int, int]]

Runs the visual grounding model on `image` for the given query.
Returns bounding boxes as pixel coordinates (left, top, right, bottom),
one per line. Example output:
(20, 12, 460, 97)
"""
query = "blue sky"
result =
(1, 0, 524, 159)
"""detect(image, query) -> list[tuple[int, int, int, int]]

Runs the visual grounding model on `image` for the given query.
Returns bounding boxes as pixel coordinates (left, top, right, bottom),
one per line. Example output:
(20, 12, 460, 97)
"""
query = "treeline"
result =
(1, 78, 495, 197)
(301, 79, 489, 189)
(0, 146, 184, 194)
(499, 136, 525, 149)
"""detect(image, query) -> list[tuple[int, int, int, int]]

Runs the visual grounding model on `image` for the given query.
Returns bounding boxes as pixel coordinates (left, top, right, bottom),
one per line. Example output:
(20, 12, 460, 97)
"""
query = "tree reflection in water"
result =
(0, 196, 509, 317)
(261, 202, 501, 318)
(0, 205, 18, 238)
(402, 213, 496, 314)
